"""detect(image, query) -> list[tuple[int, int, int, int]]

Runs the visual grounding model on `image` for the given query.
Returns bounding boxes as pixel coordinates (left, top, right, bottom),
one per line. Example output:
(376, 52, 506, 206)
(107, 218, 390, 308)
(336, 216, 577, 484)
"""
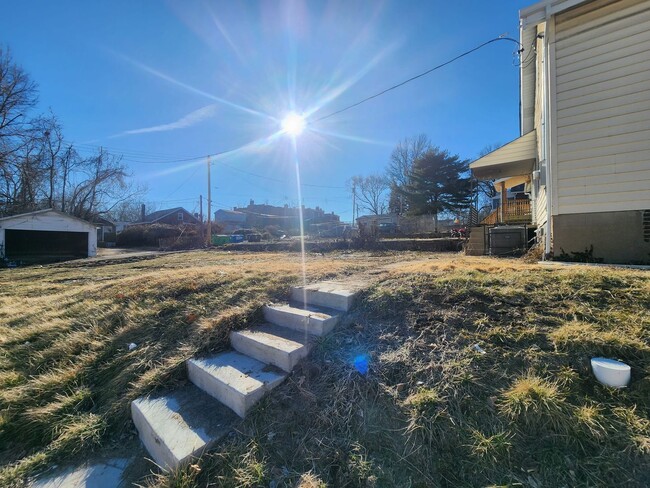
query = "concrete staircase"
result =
(465, 226, 488, 256)
(131, 281, 362, 471)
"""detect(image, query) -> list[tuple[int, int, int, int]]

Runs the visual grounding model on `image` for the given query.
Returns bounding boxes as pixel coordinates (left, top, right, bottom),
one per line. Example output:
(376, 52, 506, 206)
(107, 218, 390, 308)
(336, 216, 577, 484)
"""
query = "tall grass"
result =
(0, 250, 397, 486)
(147, 255, 650, 487)
(3, 252, 649, 486)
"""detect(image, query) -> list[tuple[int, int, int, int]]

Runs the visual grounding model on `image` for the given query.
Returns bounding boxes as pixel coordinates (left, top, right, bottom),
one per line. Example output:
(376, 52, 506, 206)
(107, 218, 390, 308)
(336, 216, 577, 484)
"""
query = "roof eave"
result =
(0, 208, 95, 228)
(520, 0, 592, 28)
(472, 159, 536, 180)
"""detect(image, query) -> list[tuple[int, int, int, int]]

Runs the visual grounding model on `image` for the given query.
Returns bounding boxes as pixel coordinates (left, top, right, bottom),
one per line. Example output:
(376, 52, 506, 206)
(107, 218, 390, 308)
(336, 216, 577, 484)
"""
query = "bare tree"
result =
(106, 199, 149, 222)
(30, 114, 63, 208)
(59, 144, 80, 212)
(349, 174, 389, 216)
(0, 48, 146, 219)
(386, 134, 431, 214)
(0, 46, 38, 159)
(67, 148, 134, 220)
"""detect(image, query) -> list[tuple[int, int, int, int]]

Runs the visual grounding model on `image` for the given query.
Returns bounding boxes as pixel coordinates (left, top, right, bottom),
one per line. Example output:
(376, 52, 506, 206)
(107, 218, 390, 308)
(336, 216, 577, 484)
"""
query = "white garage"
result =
(0, 209, 97, 262)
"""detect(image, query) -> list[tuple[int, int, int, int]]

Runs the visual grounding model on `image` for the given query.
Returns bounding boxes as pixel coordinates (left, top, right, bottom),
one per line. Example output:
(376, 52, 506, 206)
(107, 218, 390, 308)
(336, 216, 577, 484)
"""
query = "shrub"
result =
(116, 224, 198, 247)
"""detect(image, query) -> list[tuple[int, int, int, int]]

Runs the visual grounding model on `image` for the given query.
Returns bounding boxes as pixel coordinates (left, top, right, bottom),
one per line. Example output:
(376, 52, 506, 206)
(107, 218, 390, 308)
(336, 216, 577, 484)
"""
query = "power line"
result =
(165, 164, 201, 198)
(513, 35, 540, 68)
(313, 35, 522, 122)
(62, 139, 208, 164)
(62, 35, 523, 167)
(63, 141, 178, 159)
(220, 161, 345, 189)
(145, 197, 197, 204)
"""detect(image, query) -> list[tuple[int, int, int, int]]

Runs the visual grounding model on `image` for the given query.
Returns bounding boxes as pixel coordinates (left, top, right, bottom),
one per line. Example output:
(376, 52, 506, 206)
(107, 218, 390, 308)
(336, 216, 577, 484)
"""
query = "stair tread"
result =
(265, 303, 339, 320)
(295, 280, 364, 297)
(232, 323, 314, 352)
(291, 280, 365, 311)
(188, 351, 286, 396)
(131, 385, 236, 469)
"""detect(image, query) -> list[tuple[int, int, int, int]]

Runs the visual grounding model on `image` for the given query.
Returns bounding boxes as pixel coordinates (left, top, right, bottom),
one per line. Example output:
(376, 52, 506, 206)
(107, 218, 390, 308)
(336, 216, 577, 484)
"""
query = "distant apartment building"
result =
(215, 200, 340, 233)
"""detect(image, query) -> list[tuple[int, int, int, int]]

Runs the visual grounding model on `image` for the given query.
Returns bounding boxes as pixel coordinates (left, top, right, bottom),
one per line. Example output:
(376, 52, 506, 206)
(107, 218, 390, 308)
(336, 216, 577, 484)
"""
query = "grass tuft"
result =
(498, 373, 568, 432)
(404, 387, 442, 414)
(294, 472, 327, 488)
(574, 404, 608, 439)
(469, 429, 513, 462)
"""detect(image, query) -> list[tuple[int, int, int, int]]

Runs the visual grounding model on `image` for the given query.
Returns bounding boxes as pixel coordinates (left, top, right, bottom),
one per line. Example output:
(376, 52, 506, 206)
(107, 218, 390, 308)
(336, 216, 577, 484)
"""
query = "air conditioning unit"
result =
(489, 226, 527, 256)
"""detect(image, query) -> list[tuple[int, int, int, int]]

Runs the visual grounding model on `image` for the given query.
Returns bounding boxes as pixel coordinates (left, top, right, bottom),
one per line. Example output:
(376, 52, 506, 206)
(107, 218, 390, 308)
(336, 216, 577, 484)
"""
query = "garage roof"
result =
(0, 209, 96, 229)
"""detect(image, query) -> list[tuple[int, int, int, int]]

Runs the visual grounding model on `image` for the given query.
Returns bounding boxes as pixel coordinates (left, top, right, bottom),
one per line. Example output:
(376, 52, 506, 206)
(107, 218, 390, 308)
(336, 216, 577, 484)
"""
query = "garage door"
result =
(5, 230, 88, 260)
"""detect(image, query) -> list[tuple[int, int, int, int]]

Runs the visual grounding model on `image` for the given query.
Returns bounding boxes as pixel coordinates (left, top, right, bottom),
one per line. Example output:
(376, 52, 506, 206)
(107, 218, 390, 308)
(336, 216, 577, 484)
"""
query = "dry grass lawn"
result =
(1, 251, 649, 487)
(0, 250, 404, 486)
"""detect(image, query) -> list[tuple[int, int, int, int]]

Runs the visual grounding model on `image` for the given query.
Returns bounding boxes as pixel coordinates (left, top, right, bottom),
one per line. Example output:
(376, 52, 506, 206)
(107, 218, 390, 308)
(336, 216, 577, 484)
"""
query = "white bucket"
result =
(590, 357, 631, 388)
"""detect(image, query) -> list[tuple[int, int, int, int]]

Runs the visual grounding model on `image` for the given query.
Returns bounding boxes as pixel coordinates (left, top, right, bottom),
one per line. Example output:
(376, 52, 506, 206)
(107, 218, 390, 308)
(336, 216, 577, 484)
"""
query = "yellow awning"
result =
(470, 131, 537, 180)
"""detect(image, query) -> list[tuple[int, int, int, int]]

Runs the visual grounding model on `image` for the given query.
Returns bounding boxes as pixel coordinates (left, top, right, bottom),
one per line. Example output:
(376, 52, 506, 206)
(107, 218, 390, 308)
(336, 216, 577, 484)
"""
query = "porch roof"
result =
(470, 131, 537, 180)
(494, 174, 530, 190)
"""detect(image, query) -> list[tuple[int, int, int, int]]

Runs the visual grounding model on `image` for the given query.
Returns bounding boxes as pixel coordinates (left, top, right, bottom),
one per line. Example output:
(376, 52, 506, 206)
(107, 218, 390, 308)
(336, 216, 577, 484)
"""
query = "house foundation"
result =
(553, 210, 650, 264)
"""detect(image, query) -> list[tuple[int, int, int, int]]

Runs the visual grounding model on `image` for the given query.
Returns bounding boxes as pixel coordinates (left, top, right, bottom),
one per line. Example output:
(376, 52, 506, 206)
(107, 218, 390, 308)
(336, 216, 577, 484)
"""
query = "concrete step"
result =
(291, 280, 364, 311)
(131, 386, 236, 470)
(263, 303, 340, 336)
(230, 324, 313, 372)
(187, 351, 287, 418)
(32, 459, 130, 488)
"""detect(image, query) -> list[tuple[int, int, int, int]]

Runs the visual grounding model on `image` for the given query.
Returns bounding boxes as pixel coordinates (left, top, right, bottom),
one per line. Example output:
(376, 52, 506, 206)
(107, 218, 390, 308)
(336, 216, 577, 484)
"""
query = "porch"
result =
(470, 130, 537, 226)
(481, 199, 532, 225)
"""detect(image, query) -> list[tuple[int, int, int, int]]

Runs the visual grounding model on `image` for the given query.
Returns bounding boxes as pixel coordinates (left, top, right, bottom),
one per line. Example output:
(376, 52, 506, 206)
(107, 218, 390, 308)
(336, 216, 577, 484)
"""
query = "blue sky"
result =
(5, 0, 532, 222)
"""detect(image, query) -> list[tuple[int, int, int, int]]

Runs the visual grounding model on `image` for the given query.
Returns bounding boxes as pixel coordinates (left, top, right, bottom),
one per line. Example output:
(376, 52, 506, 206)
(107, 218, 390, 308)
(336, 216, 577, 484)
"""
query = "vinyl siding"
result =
(554, 0, 650, 215)
(533, 23, 548, 227)
(521, 26, 538, 134)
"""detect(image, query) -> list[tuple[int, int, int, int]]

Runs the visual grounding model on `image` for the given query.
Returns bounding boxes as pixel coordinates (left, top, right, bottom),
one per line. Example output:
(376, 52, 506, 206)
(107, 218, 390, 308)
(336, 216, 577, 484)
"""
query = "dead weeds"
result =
(2, 252, 649, 487)
(0, 250, 402, 486)
(156, 255, 650, 487)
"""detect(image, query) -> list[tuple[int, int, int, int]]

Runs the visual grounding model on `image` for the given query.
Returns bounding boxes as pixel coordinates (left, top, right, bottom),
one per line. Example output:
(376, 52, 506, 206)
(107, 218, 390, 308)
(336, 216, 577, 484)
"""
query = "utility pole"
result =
(199, 195, 204, 242)
(207, 156, 212, 245)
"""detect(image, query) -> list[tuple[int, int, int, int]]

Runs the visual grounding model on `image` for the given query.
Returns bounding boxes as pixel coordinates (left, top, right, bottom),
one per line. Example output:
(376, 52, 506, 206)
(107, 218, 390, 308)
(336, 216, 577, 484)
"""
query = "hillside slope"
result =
(1, 252, 648, 487)
(0, 250, 399, 486)
(148, 257, 649, 487)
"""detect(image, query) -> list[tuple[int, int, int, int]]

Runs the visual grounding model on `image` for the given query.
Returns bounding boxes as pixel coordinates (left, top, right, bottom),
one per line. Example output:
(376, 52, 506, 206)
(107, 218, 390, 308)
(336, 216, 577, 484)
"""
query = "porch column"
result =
(500, 181, 507, 223)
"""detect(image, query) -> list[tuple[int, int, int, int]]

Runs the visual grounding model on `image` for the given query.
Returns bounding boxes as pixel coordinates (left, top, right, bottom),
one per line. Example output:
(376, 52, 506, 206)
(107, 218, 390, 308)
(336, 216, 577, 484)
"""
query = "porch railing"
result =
(480, 199, 531, 225)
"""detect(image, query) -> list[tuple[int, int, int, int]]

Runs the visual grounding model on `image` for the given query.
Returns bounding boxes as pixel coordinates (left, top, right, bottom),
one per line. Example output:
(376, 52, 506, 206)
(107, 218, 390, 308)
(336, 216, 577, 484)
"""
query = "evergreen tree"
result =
(400, 147, 472, 232)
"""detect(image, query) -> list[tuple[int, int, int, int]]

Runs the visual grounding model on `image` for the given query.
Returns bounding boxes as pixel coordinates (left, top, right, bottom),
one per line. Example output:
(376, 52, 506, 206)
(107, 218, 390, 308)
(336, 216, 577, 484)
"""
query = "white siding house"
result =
(0, 209, 97, 262)
(470, 0, 650, 263)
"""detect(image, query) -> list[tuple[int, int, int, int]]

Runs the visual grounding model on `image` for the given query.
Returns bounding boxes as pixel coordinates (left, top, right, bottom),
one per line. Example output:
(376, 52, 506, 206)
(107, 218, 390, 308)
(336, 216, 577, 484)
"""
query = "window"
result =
(510, 183, 525, 193)
(178, 212, 184, 221)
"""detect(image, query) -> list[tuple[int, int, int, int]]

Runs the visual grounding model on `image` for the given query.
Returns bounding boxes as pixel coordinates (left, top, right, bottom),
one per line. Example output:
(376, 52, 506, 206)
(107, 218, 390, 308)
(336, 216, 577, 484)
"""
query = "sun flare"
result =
(281, 112, 306, 136)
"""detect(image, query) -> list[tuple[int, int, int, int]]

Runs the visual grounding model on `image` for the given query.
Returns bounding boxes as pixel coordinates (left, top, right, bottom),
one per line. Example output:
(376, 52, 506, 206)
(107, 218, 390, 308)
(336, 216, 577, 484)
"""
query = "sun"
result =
(281, 112, 306, 136)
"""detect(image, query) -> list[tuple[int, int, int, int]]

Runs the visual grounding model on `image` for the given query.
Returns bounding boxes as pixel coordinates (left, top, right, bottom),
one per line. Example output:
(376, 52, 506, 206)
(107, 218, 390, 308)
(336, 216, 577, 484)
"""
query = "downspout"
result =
(544, 14, 554, 258)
